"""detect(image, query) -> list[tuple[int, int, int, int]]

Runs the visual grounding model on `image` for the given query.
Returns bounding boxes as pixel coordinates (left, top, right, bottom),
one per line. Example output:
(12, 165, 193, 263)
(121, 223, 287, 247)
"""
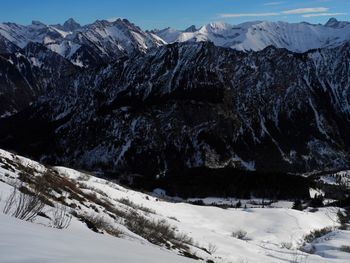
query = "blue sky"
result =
(1, 0, 349, 29)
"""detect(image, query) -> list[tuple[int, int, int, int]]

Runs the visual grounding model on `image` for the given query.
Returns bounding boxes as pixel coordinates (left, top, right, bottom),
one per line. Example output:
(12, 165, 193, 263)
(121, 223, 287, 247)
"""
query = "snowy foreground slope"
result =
(0, 213, 194, 263)
(1, 148, 350, 263)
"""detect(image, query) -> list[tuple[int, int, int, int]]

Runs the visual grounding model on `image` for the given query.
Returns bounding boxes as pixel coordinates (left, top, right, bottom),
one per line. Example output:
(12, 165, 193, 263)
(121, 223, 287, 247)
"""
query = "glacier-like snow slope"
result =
(155, 19, 350, 52)
(1, 149, 350, 263)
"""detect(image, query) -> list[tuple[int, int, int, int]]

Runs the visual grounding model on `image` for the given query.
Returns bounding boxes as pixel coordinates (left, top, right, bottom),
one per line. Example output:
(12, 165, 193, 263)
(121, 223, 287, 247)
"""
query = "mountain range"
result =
(153, 18, 350, 52)
(0, 17, 350, 183)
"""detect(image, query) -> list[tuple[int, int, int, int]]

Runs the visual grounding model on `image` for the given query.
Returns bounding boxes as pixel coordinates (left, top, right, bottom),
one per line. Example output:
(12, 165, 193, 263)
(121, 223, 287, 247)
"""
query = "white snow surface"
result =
(0, 19, 163, 65)
(0, 212, 195, 263)
(155, 20, 350, 53)
(2, 18, 350, 66)
(1, 149, 350, 263)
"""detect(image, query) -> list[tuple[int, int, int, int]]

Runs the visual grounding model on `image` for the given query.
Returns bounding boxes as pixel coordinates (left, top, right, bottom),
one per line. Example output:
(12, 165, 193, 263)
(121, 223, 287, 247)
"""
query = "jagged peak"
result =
(184, 25, 197, 32)
(325, 17, 349, 28)
(208, 21, 231, 30)
(325, 17, 338, 25)
(64, 18, 78, 24)
(92, 18, 129, 27)
(63, 18, 81, 31)
(31, 20, 46, 27)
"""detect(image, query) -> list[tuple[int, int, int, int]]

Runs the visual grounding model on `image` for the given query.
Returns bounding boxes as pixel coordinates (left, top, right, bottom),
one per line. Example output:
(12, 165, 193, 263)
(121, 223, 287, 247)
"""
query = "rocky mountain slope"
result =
(0, 42, 78, 116)
(0, 18, 165, 115)
(1, 17, 350, 116)
(1, 40, 350, 179)
(1, 18, 350, 181)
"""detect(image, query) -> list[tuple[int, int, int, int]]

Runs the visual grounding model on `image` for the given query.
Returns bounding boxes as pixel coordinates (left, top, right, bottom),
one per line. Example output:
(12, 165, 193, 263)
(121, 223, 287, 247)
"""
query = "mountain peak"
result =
(63, 18, 81, 31)
(31, 20, 46, 27)
(184, 25, 197, 32)
(325, 17, 338, 26)
(205, 21, 232, 32)
(324, 17, 349, 28)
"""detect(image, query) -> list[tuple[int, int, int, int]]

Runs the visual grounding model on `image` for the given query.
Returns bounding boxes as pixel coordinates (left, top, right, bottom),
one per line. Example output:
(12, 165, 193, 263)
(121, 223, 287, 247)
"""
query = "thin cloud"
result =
(264, 1, 285, 6)
(282, 7, 329, 14)
(219, 7, 331, 18)
(219, 12, 280, 18)
(302, 12, 347, 17)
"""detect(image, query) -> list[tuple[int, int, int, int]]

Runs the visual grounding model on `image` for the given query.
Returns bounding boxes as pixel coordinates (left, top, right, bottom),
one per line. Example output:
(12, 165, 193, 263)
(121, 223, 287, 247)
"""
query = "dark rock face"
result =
(0, 42, 78, 116)
(62, 18, 81, 32)
(1, 42, 350, 179)
(0, 54, 36, 116)
(184, 25, 197, 32)
(0, 34, 20, 54)
(325, 18, 350, 28)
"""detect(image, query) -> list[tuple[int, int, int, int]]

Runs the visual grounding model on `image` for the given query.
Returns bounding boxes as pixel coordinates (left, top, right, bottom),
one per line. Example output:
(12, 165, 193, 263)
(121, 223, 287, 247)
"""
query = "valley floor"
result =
(1, 149, 350, 263)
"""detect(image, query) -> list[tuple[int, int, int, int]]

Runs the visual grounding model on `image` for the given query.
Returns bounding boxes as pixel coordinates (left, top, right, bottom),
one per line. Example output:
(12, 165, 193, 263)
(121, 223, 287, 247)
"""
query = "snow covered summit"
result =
(0, 18, 164, 67)
(154, 19, 350, 52)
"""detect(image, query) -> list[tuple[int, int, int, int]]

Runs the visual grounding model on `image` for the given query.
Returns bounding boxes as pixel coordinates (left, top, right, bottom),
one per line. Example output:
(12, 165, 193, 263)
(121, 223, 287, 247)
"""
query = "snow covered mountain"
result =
(52, 18, 82, 32)
(1, 17, 350, 70)
(0, 18, 164, 114)
(2, 16, 350, 263)
(154, 18, 350, 52)
(2, 41, 350, 179)
(152, 25, 198, 43)
(0, 18, 164, 67)
(2, 17, 350, 66)
(1, 17, 350, 180)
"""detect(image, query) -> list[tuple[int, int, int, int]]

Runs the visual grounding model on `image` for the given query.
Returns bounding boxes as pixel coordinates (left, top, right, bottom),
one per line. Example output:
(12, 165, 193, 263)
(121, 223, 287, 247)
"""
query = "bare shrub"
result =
(177, 232, 194, 245)
(3, 186, 45, 222)
(76, 174, 90, 181)
(79, 213, 123, 237)
(208, 243, 218, 254)
(303, 227, 333, 243)
(51, 204, 72, 229)
(118, 198, 156, 214)
(78, 183, 109, 198)
(86, 214, 109, 229)
(280, 242, 293, 250)
(2, 187, 17, 214)
(125, 212, 192, 249)
(337, 210, 350, 230)
(232, 230, 248, 240)
(340, 245, 350, 253)
(91, 187, 109, 197)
